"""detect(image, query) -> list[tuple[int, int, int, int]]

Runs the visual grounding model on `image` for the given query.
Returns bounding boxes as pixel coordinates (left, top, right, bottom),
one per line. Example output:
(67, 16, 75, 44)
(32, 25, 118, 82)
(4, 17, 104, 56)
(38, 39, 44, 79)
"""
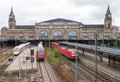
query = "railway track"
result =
(60, 54, 120, 82)
(78, 60, 120, 82)
(0, 48, 13, 77)
(0, 61, 9, 76)
(0, 47, 13, 55)
(37, 61, 52, 82)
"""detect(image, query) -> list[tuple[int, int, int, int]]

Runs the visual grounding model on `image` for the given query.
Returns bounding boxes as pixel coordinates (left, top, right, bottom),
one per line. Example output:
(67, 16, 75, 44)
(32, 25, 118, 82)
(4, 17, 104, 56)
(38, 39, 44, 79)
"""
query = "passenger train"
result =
(36, 42, 46, 62)
(51, 42, 78, 60)
(13, 42, 30, 56)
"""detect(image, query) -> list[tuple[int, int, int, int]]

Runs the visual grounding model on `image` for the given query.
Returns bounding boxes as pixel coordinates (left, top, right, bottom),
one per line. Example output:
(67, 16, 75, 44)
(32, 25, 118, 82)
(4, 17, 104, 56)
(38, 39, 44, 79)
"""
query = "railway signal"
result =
(30, 49, 35, 75)
(31, 57, 34, 62)
(94, 33, 98, 82)
(30, 49, 34, 56)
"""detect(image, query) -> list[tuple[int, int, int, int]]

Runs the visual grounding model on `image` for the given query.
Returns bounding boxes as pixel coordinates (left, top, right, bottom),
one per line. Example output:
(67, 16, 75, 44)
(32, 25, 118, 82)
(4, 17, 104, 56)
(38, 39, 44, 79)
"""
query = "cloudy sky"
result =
(0, 0, 120, 29)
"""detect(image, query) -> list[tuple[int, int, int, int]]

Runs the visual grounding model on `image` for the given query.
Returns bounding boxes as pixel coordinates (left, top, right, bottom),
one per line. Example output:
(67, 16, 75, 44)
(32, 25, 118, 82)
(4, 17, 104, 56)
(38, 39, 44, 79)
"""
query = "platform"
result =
(78, 50, 120, 79)
(5, 47, 37, 73)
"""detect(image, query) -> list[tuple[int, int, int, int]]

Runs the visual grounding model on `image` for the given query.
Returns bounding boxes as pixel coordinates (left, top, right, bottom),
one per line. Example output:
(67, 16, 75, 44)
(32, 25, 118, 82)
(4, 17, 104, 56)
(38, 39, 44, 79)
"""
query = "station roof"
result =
(60, 42, 120, 57)
(40, 18, 82, 24)
(16, 25, 35, 29)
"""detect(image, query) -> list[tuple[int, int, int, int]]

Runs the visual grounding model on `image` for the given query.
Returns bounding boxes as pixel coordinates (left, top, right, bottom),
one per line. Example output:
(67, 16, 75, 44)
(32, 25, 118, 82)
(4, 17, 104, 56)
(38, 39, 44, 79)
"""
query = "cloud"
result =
(69, 0, 113, 6)
(0, 0, 120, 29)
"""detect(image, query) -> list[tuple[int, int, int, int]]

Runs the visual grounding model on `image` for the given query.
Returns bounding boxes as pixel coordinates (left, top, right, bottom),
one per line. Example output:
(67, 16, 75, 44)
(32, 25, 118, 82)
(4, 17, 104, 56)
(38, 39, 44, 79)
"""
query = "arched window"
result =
(53, 31, 63, 40)
(104, 33, 110, 40)
(68, 31, 78, 40)
(39, 31, 48, 40)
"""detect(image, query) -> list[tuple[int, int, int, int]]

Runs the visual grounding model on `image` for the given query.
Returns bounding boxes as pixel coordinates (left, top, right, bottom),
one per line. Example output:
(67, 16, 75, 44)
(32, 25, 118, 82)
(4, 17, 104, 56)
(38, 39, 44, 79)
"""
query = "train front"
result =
(36, 42, 46, 62)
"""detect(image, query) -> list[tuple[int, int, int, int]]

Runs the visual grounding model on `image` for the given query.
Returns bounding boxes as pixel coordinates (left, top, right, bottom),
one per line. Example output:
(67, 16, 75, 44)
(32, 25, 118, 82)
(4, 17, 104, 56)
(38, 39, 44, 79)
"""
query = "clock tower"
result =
(104, 5, 112, 28)
(8, 7, 16, 29)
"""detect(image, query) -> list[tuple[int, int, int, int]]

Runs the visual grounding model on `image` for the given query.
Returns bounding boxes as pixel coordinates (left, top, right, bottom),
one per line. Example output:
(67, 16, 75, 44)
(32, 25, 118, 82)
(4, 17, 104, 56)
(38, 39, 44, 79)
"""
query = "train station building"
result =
(0, 5, 119, 40)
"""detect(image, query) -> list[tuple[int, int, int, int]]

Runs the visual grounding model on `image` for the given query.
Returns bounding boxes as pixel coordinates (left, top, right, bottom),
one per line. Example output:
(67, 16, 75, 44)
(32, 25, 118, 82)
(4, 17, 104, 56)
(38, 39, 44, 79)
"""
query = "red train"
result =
(51, 42, 78, 60)
(36, 42, 46, 62)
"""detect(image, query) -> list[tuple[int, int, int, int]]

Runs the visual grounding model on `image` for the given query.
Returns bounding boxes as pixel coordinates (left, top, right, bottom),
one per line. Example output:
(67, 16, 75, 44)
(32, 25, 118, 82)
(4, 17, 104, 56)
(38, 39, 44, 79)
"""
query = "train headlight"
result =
(72, 54, 75, 56)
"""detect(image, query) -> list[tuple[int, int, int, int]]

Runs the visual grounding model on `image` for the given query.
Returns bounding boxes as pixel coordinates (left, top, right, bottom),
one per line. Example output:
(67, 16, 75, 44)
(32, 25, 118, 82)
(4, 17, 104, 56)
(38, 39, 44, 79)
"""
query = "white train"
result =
(13, 42, 30, 56)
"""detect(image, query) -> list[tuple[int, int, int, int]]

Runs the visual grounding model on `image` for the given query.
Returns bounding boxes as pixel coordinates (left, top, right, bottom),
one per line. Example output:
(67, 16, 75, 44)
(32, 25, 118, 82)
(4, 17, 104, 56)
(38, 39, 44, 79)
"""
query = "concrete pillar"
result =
(0, 43, 1, 50)
(2, 43, 4, 47)
(99, 52, 103, 62)
(119, 58, 120, 65)
(82, 49, 84, 56)
(108, 55, 111, 65)
(113, 56, 115, 64)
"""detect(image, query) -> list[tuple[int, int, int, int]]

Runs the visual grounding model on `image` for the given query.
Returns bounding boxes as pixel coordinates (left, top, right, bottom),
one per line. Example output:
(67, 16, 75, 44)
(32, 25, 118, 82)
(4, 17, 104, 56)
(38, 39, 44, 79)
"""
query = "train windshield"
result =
(14, 48, 19, 51)
(38, 43, 44, 56)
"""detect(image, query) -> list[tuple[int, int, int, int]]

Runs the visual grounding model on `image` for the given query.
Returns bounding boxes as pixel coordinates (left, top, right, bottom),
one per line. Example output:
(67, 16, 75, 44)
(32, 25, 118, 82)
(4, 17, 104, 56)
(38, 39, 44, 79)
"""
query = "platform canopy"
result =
(60, 42, 120, 57)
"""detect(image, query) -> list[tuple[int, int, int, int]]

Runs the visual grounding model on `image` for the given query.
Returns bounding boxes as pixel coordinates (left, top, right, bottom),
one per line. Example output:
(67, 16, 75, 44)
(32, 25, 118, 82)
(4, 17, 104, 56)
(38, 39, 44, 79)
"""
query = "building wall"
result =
(1, 25, 119, 40)
(1, 19, 119, 40)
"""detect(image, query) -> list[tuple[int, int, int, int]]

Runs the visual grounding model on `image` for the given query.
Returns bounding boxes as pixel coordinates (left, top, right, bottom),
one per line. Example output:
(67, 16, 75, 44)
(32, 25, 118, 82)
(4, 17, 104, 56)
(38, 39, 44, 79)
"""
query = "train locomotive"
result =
(51, 42, 78, 60)
(36, 42, 46, 62)
(13, 42, 30, 56)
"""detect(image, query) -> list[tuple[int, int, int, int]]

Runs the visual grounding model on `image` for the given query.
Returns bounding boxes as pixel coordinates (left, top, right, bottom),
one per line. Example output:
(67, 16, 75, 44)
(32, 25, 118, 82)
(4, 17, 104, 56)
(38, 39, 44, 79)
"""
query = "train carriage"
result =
(13, 42, 30, 56)
(51, 42, 78, 60)
(36, 42, 46, 62)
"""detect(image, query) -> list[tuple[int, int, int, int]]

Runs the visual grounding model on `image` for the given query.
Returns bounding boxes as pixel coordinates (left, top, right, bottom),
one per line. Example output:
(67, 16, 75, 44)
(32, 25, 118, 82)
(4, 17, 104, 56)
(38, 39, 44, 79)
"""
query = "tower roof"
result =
(106, 5, 111, 15)
(105, 5, 112, 21)
(9, 7, 16, 22)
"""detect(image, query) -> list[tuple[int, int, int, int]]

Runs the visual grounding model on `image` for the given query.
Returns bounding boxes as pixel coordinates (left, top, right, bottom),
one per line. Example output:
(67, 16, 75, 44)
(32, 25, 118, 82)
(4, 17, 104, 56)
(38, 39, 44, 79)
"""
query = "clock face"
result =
(9, 16, 12, 18)
(108, 14, 111, 17)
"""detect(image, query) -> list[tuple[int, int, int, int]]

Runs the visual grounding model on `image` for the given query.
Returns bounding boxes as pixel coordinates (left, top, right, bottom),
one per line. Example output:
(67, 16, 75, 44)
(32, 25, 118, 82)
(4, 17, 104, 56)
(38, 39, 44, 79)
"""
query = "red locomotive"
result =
(36, 42, 46, 62)
(51, 42, 78, 60)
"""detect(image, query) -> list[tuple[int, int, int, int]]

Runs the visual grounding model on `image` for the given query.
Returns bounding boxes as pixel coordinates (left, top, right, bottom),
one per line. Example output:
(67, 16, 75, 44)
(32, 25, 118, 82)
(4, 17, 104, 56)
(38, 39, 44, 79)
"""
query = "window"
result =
(9, 36, 14, 40)
(68, 31, 78, 40)
(54, 31, 63, 40)
(39, 31, 48, 40)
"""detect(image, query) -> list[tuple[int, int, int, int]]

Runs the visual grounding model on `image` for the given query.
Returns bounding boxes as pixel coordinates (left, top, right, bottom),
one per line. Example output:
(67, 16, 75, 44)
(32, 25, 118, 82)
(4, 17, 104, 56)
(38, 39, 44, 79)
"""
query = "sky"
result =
(0, 0, 120, 29)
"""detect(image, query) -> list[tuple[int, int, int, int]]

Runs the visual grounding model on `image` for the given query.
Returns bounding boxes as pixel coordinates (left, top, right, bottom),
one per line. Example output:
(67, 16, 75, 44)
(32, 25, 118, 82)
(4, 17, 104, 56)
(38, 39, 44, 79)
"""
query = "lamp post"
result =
(19, 56, 21, 79)
(102, 28, 104, 46)
(115, 33, 118, 47)
(49, 29, 51, 48)
(75, 41, 78, 82)
(108, 33, 110, 47)
(94, 32, 98, 82)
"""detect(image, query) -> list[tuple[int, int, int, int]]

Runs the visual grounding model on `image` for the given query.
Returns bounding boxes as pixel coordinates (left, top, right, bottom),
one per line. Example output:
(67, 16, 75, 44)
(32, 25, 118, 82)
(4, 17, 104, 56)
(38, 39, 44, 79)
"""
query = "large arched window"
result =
(39, 31, 48, 40)
(104, 33, 110, 40)
(53, 31, 63, 40)
(68, 31, 78, 40)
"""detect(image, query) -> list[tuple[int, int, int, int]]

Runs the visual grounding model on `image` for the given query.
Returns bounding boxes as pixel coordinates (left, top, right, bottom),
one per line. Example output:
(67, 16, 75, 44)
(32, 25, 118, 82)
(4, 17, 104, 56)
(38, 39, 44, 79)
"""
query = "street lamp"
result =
(108, 33, 110, 47)
(115, 32, 118, 47)
(94, 32, 98, 82)
(102, 28, 104, 46)
(75, 41, 78, 82)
